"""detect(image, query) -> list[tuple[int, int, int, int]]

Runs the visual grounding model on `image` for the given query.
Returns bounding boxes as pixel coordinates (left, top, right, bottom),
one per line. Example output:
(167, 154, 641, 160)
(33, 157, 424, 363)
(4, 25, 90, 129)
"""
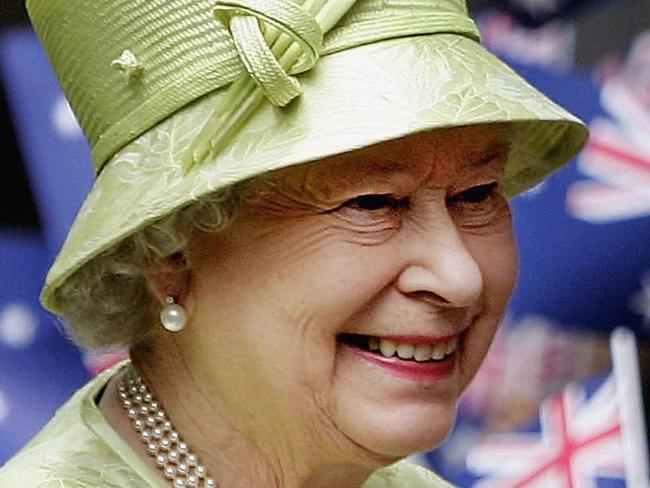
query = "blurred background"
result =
(0, 0, 649, 486)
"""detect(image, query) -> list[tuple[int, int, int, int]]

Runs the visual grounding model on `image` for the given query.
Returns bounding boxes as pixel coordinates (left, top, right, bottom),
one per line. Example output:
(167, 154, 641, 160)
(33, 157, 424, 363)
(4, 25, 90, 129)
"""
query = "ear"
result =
(144, 252, 192, 307)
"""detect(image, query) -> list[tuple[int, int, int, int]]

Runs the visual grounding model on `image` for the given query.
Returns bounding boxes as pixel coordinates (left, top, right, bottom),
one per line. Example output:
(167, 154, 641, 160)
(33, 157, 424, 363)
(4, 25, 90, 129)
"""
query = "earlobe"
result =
(144, 253, 193, 307)
(145, 255, 196, 333)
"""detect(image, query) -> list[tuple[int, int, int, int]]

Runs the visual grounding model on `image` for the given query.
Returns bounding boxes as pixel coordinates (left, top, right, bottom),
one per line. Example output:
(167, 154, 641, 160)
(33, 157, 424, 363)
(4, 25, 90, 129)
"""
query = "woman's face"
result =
(180, 125, 517, 466)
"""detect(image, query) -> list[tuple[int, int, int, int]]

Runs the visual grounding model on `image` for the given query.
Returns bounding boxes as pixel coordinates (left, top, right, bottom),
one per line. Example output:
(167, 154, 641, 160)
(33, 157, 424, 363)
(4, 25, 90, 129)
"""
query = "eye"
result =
(342, 194, 407, 211)
(448, 182, 498, 205)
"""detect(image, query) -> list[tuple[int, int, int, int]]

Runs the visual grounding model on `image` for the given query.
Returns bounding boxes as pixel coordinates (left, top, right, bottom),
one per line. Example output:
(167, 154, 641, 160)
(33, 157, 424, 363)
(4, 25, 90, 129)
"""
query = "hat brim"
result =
(42, 33, 587, 313)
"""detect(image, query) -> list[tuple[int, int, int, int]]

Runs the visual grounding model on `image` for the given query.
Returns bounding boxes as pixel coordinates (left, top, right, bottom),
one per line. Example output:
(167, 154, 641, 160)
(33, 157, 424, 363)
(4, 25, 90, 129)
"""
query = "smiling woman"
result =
(0, 0, 587, 487)
(127, 127, 517, 476)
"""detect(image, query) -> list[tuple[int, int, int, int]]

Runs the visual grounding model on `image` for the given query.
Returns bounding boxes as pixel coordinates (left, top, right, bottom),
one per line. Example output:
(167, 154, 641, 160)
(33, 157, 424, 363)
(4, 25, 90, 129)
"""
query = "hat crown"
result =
(26, 0, 478, 173)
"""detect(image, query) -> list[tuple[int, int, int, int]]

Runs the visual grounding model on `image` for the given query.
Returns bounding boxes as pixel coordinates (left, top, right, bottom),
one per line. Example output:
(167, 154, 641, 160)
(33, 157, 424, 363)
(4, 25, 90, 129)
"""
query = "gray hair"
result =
(53, 181, 255, 350)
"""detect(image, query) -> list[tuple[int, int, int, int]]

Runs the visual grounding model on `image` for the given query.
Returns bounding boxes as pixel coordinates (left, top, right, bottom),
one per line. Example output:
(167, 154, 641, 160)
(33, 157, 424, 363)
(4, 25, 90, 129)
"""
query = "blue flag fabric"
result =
(485, 0, 607, 26)
(0, 28, 93, 260)
(0, 232, 88, 464)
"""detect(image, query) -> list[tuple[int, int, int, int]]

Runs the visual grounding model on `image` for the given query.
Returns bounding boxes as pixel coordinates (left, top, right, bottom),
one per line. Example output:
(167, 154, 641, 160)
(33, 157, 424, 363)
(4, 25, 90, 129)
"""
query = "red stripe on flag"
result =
(587, 139, 650, 176)
(506, 395, 621, 488)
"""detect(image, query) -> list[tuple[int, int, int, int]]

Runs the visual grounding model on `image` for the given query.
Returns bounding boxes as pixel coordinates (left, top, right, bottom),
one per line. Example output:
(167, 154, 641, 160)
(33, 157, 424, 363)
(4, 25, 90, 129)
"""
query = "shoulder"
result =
(364, 460, 456, 488)
(0, 362, 142, 488)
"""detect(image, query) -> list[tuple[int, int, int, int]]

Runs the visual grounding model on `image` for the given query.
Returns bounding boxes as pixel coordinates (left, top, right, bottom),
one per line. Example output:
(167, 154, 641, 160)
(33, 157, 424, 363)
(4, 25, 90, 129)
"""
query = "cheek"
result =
(250, 221, 403, 322)
(190, 221, 404, 362)
(476, 231, 518, 311)
(459, 225, 518, 380)
(464, 204, 519, 313)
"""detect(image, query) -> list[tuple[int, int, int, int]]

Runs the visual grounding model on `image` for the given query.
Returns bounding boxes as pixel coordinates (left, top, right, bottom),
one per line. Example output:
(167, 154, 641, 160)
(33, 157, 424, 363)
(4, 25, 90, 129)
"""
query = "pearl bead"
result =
(160, 304, 187, 332)
(119, 367, 215, 487)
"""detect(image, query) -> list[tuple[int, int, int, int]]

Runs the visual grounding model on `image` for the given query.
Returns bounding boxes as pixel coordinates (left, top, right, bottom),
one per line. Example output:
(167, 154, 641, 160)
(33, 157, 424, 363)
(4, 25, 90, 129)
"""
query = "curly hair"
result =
(52, 180, 256, 350)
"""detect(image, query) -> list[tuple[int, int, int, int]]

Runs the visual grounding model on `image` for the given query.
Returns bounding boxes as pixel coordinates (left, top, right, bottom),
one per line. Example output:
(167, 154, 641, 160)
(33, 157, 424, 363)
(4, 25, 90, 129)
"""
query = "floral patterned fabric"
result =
(0, 361, 454, 488)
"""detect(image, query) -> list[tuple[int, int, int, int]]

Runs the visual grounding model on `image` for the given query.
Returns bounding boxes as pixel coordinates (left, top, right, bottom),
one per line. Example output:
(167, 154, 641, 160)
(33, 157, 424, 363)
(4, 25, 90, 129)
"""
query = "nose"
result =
(396, 214, 483, 308)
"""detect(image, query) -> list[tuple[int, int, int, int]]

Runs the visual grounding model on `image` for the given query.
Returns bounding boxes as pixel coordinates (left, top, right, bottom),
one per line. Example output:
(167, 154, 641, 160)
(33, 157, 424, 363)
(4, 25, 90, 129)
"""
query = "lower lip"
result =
(347, 346, 456, 381)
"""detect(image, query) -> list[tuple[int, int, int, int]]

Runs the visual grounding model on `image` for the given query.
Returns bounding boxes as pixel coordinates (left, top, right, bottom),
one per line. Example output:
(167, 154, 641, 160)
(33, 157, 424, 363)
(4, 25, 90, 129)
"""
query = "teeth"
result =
(414, 344, 433, 362)
(396, 343, 415, 359)
(375, 337, 459, 361)
(379, 339, 397, 358)
(431, 343, 446, 360)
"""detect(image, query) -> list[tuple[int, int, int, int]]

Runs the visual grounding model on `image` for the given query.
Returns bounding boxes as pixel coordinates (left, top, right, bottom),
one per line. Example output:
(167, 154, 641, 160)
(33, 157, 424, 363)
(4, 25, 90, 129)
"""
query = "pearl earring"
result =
(159, 296, 187, 332)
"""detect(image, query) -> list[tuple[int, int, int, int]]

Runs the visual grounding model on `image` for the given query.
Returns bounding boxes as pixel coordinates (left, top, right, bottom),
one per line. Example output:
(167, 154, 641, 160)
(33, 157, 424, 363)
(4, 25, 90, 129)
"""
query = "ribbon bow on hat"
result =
(215, 0, 324, 106)
(188, 0, 357, 170)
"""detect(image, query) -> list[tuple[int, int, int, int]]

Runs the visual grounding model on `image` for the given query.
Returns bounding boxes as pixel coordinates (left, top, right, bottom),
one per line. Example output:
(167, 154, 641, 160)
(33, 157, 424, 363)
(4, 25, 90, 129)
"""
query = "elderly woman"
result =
(0, 0, 587, 486)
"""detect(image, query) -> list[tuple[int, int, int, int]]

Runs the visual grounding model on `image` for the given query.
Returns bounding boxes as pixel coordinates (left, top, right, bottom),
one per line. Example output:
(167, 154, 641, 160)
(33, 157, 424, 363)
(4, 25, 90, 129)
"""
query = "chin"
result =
(337, 398, 458, 461)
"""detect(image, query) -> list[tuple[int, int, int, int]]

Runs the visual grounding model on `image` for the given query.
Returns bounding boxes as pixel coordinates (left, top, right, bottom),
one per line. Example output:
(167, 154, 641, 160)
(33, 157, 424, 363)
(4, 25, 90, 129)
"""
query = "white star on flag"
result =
(0, 303, 37, 348)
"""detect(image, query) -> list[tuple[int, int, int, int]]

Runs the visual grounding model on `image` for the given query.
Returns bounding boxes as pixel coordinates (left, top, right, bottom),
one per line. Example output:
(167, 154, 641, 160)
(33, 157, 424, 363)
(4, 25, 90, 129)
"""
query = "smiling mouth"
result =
(337, 333, 459, 363)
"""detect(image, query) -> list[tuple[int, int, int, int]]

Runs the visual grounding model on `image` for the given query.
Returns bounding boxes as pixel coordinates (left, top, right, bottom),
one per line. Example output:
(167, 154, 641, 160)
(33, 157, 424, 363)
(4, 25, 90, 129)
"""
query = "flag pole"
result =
(611, 327, 650, 487)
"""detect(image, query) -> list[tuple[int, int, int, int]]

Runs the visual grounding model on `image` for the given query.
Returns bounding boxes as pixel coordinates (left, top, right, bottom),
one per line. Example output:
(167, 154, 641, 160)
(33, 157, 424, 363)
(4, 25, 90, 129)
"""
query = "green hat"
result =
(27, 0, 588, 314)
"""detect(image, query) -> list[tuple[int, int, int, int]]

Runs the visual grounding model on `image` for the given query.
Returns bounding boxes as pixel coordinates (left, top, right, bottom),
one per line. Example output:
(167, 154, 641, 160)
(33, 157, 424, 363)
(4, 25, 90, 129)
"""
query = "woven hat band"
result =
(26, 0, 481, 174)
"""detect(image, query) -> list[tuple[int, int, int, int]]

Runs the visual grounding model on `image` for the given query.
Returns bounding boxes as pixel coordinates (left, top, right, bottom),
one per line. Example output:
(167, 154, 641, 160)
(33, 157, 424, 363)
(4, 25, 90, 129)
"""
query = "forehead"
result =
(264, 125, 510, 193)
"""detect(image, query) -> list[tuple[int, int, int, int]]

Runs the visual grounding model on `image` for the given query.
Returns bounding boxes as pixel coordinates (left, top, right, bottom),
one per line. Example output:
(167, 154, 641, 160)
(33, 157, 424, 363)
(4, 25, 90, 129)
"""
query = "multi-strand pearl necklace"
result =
(117, 367, 217, 487)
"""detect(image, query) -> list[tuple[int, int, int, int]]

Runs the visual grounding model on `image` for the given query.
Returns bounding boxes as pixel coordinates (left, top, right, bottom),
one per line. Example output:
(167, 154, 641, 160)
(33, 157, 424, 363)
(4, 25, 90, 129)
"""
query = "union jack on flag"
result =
(465, 375, 625, 487)
(566, 117, 650, 224)
(566, 49, 650, 224)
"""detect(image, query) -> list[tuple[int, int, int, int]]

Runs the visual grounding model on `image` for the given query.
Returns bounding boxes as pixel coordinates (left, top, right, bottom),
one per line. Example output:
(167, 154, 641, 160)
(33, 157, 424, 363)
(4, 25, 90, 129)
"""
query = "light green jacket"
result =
(0, 362, 454, 487)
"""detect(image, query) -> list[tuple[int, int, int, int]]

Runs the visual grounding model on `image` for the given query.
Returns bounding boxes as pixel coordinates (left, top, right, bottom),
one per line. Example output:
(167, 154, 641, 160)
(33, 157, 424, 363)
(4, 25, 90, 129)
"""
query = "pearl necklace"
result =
(117, 367, 217, 488)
